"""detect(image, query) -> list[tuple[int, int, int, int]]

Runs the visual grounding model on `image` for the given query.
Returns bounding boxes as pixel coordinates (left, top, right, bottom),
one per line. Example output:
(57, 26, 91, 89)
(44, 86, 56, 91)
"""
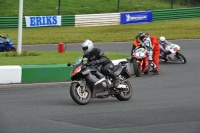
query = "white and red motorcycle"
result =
(132, 47, 149, 77)
(160, 43, 186, 64)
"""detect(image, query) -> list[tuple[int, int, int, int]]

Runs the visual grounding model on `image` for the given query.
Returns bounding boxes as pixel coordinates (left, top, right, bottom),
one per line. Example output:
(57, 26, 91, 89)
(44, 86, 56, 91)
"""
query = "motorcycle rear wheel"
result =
(133, 59, 142, 77)
(6, 47, 16, 52)
(115, 80, 132, 101)
(70, 82, 91, 105)
(11, 47, 16, 51)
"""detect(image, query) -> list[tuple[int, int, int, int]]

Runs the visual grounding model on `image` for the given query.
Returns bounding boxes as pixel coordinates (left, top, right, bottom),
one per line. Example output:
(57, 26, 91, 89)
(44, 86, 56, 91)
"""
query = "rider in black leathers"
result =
(81, 39, 119, 87)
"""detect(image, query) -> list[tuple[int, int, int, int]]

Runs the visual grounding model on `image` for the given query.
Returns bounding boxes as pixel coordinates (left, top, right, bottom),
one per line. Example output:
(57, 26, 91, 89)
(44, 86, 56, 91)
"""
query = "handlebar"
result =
(119, 61, 128, 65)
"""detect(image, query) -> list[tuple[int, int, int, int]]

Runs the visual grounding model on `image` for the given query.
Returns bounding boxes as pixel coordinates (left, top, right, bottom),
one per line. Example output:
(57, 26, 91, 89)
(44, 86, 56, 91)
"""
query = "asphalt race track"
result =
(0, 40, 200, 133)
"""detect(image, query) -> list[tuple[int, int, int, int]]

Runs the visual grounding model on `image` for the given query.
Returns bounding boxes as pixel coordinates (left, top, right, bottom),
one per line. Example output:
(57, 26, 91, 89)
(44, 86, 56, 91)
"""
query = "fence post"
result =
(58, 0, 61, 15)
(171, 0, 174, 9)
(117, 0, 120, 12)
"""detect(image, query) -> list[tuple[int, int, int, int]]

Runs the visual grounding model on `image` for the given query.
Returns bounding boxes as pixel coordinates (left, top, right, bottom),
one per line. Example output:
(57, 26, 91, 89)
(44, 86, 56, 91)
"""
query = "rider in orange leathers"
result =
(145, 33, 160, 73)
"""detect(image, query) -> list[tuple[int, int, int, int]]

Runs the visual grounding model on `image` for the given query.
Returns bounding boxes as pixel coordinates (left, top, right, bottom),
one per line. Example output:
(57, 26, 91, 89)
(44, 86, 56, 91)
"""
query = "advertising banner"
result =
(120, 11, 152, 24)
(25, 16, 62, 27)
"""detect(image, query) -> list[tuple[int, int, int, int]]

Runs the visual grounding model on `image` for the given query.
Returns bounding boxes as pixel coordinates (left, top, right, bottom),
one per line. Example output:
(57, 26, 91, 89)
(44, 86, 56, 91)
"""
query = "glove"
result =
(131, 49, 135, 55)
(87, 60, 99, 65)
(149, 60, 153, 67)
(149, 60, 156, 68)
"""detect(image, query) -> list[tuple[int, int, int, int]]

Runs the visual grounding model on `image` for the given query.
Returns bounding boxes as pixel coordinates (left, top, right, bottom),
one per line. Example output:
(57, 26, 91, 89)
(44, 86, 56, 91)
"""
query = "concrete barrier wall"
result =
(0, 59, 133, 84)
(21, 64, 72, 83)
(0, 66, 22, 84)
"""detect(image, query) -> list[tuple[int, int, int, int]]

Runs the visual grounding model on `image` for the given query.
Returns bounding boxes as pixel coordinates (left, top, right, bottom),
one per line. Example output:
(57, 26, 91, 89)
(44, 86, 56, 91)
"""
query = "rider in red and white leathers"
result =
(138, 33, 158, 75)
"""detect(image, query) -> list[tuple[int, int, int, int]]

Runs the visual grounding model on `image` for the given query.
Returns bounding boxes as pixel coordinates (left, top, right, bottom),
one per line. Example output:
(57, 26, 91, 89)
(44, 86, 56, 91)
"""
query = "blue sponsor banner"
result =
(120, 11, 152, 24)
(25, 16, 62, 27)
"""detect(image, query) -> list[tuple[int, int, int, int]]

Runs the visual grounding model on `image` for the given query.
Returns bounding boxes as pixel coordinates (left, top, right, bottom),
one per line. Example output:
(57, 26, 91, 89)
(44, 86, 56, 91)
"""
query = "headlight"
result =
(71, 65, 82, 76)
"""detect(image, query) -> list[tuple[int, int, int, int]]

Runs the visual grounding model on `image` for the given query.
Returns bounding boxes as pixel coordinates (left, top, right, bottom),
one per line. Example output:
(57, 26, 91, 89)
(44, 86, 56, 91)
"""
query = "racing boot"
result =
(149, 68, 155, 72)
(163, 53, 168, 62)
(153, 69, 159, 75)
(163, 51, 171, 62)
(113, 77, 120, 88)
(106, 68, 120, 88)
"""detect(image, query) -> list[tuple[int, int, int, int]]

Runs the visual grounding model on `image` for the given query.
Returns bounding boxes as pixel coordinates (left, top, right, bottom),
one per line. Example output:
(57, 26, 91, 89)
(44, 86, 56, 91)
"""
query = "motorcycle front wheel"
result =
(115, 80, 133, 101)
(133, 59, 142, 77)
(176, 52, 186, 64)
(70, 82, 91, 105)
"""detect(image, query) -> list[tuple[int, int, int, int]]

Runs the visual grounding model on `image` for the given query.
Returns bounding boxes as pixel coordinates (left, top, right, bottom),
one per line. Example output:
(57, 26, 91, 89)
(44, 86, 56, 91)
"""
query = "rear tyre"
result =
(115, 80, 132, 101)
(70, 82, 91, 105)
(121, 70, 131, 79)
(6, 47, 16, 52)
(11, 47, 16, 51)
(133, 59, 142, 77)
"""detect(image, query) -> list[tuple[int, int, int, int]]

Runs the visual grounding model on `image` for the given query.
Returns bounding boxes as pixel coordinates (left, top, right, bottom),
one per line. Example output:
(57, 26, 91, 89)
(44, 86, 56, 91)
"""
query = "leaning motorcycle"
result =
(160, 43, 186, 64)
(0, 35, 16, 52)
(67, 57, 133, 105)
(131, 47, 149, 77)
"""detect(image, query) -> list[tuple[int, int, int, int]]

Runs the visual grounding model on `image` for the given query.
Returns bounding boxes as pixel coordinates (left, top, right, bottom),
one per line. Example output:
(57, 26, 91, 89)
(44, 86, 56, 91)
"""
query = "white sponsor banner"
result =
(25, 16, 62, 27)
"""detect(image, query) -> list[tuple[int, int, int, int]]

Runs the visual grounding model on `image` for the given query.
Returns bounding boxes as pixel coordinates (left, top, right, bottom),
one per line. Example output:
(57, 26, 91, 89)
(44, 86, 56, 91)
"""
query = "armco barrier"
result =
(1, 7, 199, 29)
(0, 15, 75, 29)
(61, 15, 75, 27)
(153, 7, 200, 21)
(75, 13, 120, 27)
(0, 59, 134, 84)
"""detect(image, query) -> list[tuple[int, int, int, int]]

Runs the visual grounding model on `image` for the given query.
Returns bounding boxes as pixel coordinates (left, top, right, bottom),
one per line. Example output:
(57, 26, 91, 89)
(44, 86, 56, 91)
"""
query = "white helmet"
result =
(81, 39, 94, 54)
(159, 36, 166, 42)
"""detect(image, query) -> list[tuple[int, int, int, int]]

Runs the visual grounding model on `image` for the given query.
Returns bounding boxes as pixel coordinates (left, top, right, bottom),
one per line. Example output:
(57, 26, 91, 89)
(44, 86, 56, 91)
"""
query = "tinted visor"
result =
(82, 47, 88, 51)
(160, 41, 165, 44)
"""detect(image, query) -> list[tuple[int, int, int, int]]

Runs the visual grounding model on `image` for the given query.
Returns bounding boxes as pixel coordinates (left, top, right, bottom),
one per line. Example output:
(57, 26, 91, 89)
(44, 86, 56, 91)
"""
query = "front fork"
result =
(137, 60, 143, 70)
(139, 58, 149, 72)
(143, 58, 149, 72)
(71, 80, 86, 93)
(175, 50, 181, 59)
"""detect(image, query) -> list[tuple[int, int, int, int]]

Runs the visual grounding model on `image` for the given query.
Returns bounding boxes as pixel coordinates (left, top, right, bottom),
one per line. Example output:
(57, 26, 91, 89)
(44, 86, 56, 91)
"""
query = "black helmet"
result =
(138, 32, 146, 40)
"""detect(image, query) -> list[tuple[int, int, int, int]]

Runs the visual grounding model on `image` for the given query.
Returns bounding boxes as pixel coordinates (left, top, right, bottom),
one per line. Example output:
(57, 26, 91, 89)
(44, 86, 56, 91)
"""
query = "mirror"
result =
(67, 62, 71, 66)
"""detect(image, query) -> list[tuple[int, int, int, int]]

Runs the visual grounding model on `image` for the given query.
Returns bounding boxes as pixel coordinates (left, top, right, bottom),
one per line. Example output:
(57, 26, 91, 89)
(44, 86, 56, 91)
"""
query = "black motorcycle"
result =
(67, 57, 133, 105)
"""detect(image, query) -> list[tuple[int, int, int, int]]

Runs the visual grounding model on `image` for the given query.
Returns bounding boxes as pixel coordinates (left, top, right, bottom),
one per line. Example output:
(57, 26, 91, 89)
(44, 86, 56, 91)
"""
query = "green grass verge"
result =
(1, 18, 200, 66)
(1, 18, 200, 45)
(0, 51, 129, 66)
(0, 0, 191, 16)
